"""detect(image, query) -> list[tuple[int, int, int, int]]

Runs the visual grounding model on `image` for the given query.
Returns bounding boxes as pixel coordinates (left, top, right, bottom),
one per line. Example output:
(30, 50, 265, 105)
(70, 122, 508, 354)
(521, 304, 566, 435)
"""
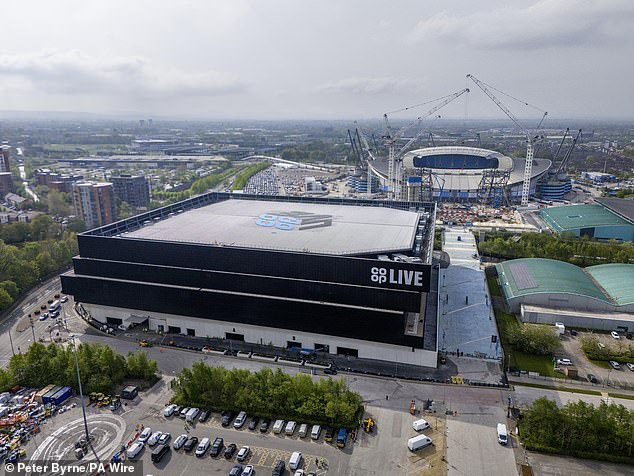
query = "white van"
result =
(185, 407, 200, 423)
(126, 441, 144, 459)
(272, 419, 285, 434)
(138, 427, 152, 443)
(289, 451, 303, 470)
(285, 421, 297, 435)
(497, 423, 508, 446)
(412, 418, 431, 432)
(195, 437, 210, 457)
(407, 434, 433, 451)
(163, 404, 177, 417)
(310, 425, 321, 440)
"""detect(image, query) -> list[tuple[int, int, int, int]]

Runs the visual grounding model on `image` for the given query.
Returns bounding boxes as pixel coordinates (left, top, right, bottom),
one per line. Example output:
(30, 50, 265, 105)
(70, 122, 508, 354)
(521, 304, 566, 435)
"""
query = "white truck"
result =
(497, 423, 508, 445)
(407, 434, 433, 451)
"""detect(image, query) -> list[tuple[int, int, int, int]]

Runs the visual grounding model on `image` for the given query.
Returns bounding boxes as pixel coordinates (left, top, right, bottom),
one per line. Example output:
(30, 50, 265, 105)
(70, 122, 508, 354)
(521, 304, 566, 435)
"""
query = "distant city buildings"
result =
(0, 172, 13, 197)
(110, 174, 150, 208)
(35, 169, 83, 193)
(72, 181, 117, 229)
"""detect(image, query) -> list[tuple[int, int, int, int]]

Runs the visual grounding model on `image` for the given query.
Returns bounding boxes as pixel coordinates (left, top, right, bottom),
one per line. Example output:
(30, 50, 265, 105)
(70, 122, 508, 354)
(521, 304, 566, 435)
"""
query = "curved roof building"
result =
(368, 146, 551, 202)
(496, 258, 634, 314)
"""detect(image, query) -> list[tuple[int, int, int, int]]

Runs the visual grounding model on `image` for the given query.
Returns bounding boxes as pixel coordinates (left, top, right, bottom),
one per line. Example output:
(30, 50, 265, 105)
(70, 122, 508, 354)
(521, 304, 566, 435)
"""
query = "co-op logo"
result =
(371, 267, 424, 287)
(255, 211, 333, 231)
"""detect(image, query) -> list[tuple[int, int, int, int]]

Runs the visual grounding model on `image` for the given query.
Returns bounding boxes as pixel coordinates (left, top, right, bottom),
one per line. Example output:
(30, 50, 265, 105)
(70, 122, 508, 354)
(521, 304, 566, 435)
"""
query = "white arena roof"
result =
(124, 199, 420, 255)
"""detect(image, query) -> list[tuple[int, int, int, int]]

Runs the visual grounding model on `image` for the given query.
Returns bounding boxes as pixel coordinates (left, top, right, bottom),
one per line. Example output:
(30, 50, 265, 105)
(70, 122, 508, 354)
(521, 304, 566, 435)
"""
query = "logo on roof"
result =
(255, 211, 333, 231)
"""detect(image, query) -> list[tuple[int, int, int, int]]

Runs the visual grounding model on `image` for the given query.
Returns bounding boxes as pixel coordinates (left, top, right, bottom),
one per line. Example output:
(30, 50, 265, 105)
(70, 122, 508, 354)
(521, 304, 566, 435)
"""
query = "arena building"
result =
(61, 192, 440, 367)
(496, 258, 634, 331)
(368, 146, 551, 202)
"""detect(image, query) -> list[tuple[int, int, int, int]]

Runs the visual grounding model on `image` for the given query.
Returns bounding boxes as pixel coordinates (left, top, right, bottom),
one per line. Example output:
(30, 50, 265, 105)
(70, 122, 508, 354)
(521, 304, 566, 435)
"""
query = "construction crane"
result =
(556, 129, 582, 175)
(383, 88, 470, 199)
(467, 74, 545, 207)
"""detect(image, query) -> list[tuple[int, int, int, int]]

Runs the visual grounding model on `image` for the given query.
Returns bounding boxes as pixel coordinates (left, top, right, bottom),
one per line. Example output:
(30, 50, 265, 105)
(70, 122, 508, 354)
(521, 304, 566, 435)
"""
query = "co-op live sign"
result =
(371, 266, 425, 288)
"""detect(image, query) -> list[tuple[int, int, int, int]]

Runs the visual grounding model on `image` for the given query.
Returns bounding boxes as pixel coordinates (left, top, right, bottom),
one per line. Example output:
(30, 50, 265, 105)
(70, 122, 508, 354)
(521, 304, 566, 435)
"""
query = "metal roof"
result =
(496, 258, 611, 304)
(586, 264, 634, 306)
(595, 198, 634, 224)
(124, 199, 420, 255)
(539, 204, 632, 232)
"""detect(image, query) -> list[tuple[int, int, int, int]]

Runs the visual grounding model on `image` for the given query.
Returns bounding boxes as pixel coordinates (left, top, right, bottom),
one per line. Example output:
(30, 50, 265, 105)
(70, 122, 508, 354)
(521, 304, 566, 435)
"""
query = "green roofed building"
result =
(539, 201, 634, 242)
(496, 258, 634, 331)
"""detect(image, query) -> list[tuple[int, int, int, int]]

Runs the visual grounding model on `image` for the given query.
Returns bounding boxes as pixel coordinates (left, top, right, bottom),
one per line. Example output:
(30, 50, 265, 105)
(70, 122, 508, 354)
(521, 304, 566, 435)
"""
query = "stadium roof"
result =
(594, 198, 634, 224)
(586, 264, 634, 306)
(123, 199, 420, 255)
(496, 258, 611, 304)
(539, 204, 632, 232)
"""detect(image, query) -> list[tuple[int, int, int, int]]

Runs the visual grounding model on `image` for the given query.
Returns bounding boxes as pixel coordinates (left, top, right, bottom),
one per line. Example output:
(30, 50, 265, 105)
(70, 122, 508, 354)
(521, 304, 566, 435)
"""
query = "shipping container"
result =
(42, 386, 63, 404)
(50, 387, 72, 406)
(121, 386, 139, 400)
(35, 384, 56, 404)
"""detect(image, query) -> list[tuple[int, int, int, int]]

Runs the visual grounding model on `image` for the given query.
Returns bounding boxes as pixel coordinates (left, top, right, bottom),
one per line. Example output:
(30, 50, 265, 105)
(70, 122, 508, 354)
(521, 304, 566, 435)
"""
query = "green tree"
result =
(512, 324, 561, 355)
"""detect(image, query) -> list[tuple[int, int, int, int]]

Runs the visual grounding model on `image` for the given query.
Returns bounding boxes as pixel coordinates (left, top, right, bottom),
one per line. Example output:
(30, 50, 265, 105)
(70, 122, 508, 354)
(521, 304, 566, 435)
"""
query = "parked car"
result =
(195, 437, 210, 457)
(138, 428, 152, 443)
(180, 407, 191, 418)
(236, 446, 250, 462)
(199, 409, 211, 423)
(610, 331, 620, 339)
(248, 416, 259, 430)
(587, 373, 599, 384)
(60, 296, 68, 303)
(626, 363, 634, 371)
(158, 433, 171, 445)
(285, 421, 297, 435)
(609, 361, 621, 370)
(241, 465, 254, 476)
(39, 313, 49, 321)
(259, 419, 270, 433)
(324, 427, 334, 442)
(272, 460, 285, 476)
(163, 404, 177, 417)
(183, 436, 199, 452)
(229, 465, 243, 476)
(210, 437, 224, 457)
(173, 434, 188, 450)
(148, 431, 163, 447)
(224, 443, 238, 459)
(221, 411, 235, 427)
(298, 424, 308, 438)
(234, 411, 247, 429)
(294, 471, 305, 476)
(556, 358, 573, 366)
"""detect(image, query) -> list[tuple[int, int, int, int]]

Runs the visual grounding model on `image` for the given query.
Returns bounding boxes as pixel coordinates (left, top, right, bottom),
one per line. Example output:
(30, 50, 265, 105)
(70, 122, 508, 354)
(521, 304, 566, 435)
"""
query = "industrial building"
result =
(496, 258, 634, 331)
(539, 199, 634, 241)
(368, 146, 551, 204)
(61, 192, 440, 367)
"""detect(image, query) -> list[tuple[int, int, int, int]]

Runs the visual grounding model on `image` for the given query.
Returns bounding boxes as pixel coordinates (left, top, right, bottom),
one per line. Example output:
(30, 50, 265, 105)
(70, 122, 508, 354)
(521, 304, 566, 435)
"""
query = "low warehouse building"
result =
(496, 258, 634, 331)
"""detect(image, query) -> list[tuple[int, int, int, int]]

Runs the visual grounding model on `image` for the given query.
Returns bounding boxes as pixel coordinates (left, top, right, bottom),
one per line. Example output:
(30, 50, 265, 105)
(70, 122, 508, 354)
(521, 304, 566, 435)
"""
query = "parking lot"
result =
(556, 331, 634, 389)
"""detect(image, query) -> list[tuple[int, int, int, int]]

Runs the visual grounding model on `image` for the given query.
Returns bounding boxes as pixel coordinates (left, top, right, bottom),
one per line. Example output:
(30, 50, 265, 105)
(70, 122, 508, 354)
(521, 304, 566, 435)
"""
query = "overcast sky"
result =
(0, 0, 632, 121)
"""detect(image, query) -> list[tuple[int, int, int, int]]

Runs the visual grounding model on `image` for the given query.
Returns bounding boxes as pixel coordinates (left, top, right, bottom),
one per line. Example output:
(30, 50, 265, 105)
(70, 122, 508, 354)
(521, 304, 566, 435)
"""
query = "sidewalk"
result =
(509, 374, 634, 396)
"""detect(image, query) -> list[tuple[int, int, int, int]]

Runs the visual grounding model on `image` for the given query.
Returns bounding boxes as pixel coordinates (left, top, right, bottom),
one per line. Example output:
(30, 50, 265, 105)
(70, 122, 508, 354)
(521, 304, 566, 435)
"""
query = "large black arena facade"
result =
(62, 192, 439, 367)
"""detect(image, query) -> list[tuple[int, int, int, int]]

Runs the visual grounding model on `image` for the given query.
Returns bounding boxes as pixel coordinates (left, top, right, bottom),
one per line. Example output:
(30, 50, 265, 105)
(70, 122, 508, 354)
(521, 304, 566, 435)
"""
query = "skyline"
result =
(0, 1, 632, 121)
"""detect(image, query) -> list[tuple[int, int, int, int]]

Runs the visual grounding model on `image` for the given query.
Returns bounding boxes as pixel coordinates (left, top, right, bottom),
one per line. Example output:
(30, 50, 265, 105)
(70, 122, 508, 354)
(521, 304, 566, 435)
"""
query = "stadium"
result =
(368, 146, 552, 202)
(61, 192, 440, 367)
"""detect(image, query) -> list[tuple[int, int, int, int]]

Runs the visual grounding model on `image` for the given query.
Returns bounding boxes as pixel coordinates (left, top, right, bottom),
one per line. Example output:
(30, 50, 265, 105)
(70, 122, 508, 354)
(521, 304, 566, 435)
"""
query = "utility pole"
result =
(8, 329, 15, 357)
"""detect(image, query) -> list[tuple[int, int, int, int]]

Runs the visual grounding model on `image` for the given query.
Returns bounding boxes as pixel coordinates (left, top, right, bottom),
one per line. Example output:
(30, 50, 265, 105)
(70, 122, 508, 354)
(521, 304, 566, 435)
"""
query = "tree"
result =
(511, 324, 561, 355)
(0, 288, 13, 311)
(48, 190, 71, 216)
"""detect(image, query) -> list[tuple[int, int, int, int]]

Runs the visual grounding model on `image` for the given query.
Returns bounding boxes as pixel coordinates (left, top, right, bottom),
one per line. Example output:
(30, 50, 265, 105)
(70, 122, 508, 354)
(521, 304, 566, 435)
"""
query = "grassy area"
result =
(495, 310, 565, 378)
(487, 276, 501, 296)
(513, 381, 602, 396)
(590, 359, 611, 369)
(609, 393, 634, 401)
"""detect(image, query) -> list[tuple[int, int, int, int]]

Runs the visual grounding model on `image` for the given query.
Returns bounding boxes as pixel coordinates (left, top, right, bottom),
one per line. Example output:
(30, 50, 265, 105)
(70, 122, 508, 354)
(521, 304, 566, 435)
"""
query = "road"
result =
(18, 164, 39, 202)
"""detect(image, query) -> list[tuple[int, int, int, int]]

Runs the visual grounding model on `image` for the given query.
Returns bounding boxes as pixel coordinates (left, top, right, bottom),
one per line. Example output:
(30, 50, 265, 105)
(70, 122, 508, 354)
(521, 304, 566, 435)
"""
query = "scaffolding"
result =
(477, 169, 510, 207)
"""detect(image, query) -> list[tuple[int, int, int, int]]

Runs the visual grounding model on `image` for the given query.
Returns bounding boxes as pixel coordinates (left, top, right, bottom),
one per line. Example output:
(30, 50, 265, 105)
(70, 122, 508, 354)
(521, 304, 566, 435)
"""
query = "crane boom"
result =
(383, 87, 469, 199)
(467, 74, 543, 207)
(556, 129, 582, 174)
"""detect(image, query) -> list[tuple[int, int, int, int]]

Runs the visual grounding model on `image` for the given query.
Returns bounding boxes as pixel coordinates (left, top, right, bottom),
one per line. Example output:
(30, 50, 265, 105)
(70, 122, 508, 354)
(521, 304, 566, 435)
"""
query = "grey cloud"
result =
(315, 77, 419, 96)
(0, 50, 245, 96)
(412, 0, 634, 50)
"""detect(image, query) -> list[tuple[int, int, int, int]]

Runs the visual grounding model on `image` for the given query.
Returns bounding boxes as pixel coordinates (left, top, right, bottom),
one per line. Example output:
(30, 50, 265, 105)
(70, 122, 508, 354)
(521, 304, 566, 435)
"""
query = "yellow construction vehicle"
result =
(362, 417, 375, 433)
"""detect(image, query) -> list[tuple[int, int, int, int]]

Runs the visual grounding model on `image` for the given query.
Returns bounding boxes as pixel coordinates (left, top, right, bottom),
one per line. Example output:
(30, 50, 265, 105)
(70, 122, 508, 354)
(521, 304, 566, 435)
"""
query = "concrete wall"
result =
(507, 293, 617, 314)
(520, 305, 634, 332)
(85, 303, 438, 368)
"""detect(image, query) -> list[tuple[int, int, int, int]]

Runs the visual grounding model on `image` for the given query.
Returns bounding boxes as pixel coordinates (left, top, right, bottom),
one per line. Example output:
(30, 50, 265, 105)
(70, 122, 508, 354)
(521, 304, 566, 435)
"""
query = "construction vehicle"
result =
(139, 340, 152, 347)
(362, 417, 375, 433)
